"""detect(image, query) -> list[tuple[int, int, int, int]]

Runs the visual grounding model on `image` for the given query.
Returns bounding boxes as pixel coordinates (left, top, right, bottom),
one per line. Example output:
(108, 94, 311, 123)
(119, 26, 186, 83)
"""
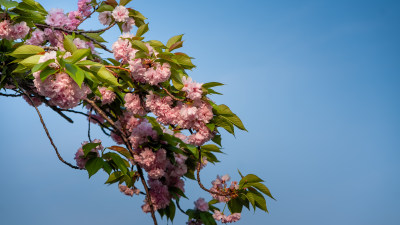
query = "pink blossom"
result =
(111, 132, 124, 145)
(112, 6, 129, 22)
(73, 37, 89, 49)
(122, 18, 135, 33)
(98, 11, 112, 25)
(112, 38, 136, 63)
(0, 20, 11, 39)
(182, 76, 203, 100)
(98, 87, 116, 105)
(129, 119, 157, 148)
(194, 198, 209, 212)
(9, 22, 30, 40)
(142, 179, 171, 212)
(26, 29, 45, 45)
(210, 175, 239, 203)
(212, 210, 241, 223)
(74, 139, 103, 169)
(67, 11, 83, 30)
(124, 93, 146, 116)
(45, 9, 69, 27)
(78, 0, 92, 17)
(33, 71, 91, 109)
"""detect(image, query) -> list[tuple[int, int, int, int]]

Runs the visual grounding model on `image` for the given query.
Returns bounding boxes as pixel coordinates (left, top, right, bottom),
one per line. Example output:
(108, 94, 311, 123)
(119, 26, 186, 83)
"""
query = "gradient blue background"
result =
(1, 0, 399, 224)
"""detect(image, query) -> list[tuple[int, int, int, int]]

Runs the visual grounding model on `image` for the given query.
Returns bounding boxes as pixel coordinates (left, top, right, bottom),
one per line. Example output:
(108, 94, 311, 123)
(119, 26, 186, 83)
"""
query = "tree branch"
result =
(23, 91, 83, 170)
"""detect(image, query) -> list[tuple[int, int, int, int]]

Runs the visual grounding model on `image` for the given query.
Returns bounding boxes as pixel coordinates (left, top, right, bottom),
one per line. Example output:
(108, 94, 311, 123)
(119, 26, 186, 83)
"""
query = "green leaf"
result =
(148, 40, 166, 49)
(95, 66, 120, 86)
(213, 116, 234, 135)
(131, 40, 149, 53)
(174, 54, 195, 68)
(249, 188, 268, 212)
(169, 41, 183, 52)
(169, 186, 188, 199)
(32, 59, 55, 73)
(166, 201, 176, 221)
(239, 174, 264, 188)
(0, 0, 18, 9)
(211, 135, 222, 146)
(170, 69, 184, 90)
(65, 63, 85, 87)
(39, 67, 57, 81)
(19, 55, 41, 68)
(96, 4, 114, 12)
(202, 82, 224, 89)
(105, 152, 128, 174)
(107, 146, 132, 159)
(199, 212, 217, 225)
(63, 35, 77, 53)
(135, 23, 149, 37)
(120, 0, 132, 6)
(85, 157, 104, 178)
(213, 104, 247, 131)
(85, 33, 107, 43)
(166, 34, 183, 48)
(82, 142, 101, 157)
(75, 60, 101, 66)
(228, 197, 243, 213)
(21, 0, 47, 13)
(66, 49, 90, 64)
(146, 116, 163, 135)
(105, 171, 124, 184)
(201, 144, 222, 153)
(245, 192, 256, 210)
(250, 183, 275, 200)
(9, 45, 44, 58)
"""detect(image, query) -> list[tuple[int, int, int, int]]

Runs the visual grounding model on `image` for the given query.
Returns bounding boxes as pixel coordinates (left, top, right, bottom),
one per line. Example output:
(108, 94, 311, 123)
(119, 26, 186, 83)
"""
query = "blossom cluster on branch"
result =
(0, 0, 274, 224)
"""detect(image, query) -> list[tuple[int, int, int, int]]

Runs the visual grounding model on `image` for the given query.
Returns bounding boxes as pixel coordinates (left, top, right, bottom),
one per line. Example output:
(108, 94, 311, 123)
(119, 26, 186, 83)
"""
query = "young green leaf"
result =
(82, 142, 102, 157)
(9, 45, 44, 58)
(65, 63, 85, 87)
(166, 34, 183, 48)
(85, 157, 104, 178)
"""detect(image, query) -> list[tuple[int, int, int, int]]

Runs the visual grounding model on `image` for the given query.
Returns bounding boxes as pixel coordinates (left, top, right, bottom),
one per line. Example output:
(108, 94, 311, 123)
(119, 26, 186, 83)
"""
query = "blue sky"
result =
(0, 0, 399, 224)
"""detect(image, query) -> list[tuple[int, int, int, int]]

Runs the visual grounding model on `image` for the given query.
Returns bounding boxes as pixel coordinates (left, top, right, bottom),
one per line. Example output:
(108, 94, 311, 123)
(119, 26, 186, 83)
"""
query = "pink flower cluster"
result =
(194, 198, 209, 212)
(74, 139, 103, 169)
(112, 37, 137, 63)
(129, 59, 171, 85)
(98, 87, 116, 105)
(182, 76, 203, 100)
(99, 11, 112, 25)
(119, 184, 140, 196)
(145, 92, 214, 145)
(0, 20, 29, 40)
(33, 52, 91, 109)
(112, 6, 129, 22)
(210, 175, 239, 202)
(124, 93, 146, 116)
(212, 210, 241, 223)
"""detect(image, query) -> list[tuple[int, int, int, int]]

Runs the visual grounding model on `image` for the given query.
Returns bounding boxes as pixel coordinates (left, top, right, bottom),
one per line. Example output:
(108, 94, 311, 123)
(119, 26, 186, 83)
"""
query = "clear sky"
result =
(0, 0, 399, 225)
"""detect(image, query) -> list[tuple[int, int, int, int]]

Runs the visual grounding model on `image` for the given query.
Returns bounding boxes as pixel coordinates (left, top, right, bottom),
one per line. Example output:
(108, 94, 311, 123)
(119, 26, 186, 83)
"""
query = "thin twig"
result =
(88, 110, 92, 142)
(23, 91, 83, 170)
(105, 65, 131, 73)
(196, 147, 230, 196)
(159, 86, 184, 102)
(0, 92, 22, 97)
